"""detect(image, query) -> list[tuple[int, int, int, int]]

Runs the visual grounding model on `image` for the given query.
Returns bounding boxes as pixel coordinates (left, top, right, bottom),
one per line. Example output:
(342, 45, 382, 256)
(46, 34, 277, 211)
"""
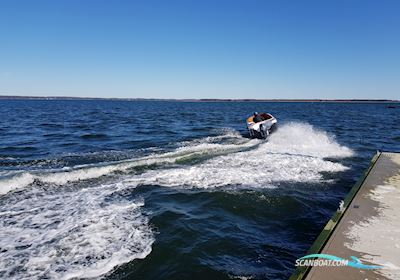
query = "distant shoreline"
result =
(0, 95, 399, 103)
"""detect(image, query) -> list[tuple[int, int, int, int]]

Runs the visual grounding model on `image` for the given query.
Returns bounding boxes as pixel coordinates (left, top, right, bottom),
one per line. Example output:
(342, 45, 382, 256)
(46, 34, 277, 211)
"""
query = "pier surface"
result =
(292, 152, 400, 280)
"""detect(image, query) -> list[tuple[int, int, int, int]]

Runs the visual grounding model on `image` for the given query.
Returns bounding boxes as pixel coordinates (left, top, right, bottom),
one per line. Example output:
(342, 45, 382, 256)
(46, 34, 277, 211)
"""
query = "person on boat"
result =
(253, 112, 263, 123)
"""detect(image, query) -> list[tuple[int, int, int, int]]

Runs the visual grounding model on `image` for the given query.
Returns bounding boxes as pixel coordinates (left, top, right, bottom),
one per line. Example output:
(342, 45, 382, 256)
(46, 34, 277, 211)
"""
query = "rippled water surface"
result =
(0, 99, 399, 279)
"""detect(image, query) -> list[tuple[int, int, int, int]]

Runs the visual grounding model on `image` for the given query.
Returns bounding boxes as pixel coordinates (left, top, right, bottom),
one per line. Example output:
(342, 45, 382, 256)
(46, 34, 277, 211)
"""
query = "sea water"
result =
(0, 99, 399, 279)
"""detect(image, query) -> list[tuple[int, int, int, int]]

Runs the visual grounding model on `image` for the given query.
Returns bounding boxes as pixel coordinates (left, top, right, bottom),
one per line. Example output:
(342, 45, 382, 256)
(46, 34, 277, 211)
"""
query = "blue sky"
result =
(0, 0, 399, 99)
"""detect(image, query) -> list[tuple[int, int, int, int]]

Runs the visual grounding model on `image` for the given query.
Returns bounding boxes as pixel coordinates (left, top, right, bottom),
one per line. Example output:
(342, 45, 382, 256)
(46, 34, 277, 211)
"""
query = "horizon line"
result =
(0, 95, 399, 103)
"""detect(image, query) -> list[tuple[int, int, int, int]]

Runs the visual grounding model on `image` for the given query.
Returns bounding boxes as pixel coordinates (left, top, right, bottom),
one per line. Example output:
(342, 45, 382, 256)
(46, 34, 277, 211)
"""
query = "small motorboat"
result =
(246, 112, 277, 139)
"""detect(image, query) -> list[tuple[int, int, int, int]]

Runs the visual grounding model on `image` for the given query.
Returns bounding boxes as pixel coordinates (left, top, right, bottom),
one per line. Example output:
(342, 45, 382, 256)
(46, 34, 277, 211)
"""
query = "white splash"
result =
(267, 122, 353, 158)
(0, 131, 260, 195)
(0, 123, 353, 194)
(123, 122, 353, 189)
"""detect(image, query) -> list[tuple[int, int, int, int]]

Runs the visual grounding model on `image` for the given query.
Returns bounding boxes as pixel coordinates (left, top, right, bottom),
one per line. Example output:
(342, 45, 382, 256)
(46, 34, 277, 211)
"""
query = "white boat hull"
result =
(247, 114, 277, 139)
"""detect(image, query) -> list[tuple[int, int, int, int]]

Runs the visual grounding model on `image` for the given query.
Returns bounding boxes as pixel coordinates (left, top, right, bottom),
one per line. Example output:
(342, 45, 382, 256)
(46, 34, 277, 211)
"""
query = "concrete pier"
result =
(291, 152, 400, 280)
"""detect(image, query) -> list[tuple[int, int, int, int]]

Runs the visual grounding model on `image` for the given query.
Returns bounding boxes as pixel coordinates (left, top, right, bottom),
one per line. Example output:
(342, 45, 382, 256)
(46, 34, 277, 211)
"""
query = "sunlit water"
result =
(0, 100, 399, 279)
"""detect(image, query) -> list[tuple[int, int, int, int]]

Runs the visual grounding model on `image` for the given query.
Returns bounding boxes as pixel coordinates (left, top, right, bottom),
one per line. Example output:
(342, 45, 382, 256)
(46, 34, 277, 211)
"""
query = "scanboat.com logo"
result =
(296, 254, 383, 270)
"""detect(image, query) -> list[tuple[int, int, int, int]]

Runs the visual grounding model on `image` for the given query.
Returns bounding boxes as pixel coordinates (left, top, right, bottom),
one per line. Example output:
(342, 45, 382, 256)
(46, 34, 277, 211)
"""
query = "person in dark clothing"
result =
(253, 112, 263, 123)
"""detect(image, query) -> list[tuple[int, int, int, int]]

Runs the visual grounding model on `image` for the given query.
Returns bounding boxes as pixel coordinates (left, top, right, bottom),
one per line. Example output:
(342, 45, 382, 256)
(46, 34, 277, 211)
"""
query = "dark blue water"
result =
(0, 99, 399, 279)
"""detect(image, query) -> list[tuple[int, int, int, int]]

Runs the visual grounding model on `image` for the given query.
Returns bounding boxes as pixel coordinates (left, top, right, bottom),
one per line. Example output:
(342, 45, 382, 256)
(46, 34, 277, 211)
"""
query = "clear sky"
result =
(0, 0, 399, 99)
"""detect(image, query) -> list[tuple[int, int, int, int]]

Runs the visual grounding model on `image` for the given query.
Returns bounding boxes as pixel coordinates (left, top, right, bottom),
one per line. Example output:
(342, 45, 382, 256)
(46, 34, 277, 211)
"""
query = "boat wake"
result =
(0, 122, 354, 279)
(0, 124, 352, 194)
(123, 122, 354, 189)
(0, 129, 260, 195)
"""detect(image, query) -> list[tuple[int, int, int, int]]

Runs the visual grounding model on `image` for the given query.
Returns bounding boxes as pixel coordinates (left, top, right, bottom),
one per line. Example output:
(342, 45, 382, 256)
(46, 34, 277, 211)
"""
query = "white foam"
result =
(267, 122, 354, 158)
(123, 122, 353, 189)
(0, 123, 353, 194)
(0, 182, 154, 279)
(0, 131, 259, 195)
(0, 172, 36, 194)
(0, 156, 16, 160)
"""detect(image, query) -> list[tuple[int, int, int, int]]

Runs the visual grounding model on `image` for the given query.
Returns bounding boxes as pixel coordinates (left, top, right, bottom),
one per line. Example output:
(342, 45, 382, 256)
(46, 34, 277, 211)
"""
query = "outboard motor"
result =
(246, 113, 277, 139)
